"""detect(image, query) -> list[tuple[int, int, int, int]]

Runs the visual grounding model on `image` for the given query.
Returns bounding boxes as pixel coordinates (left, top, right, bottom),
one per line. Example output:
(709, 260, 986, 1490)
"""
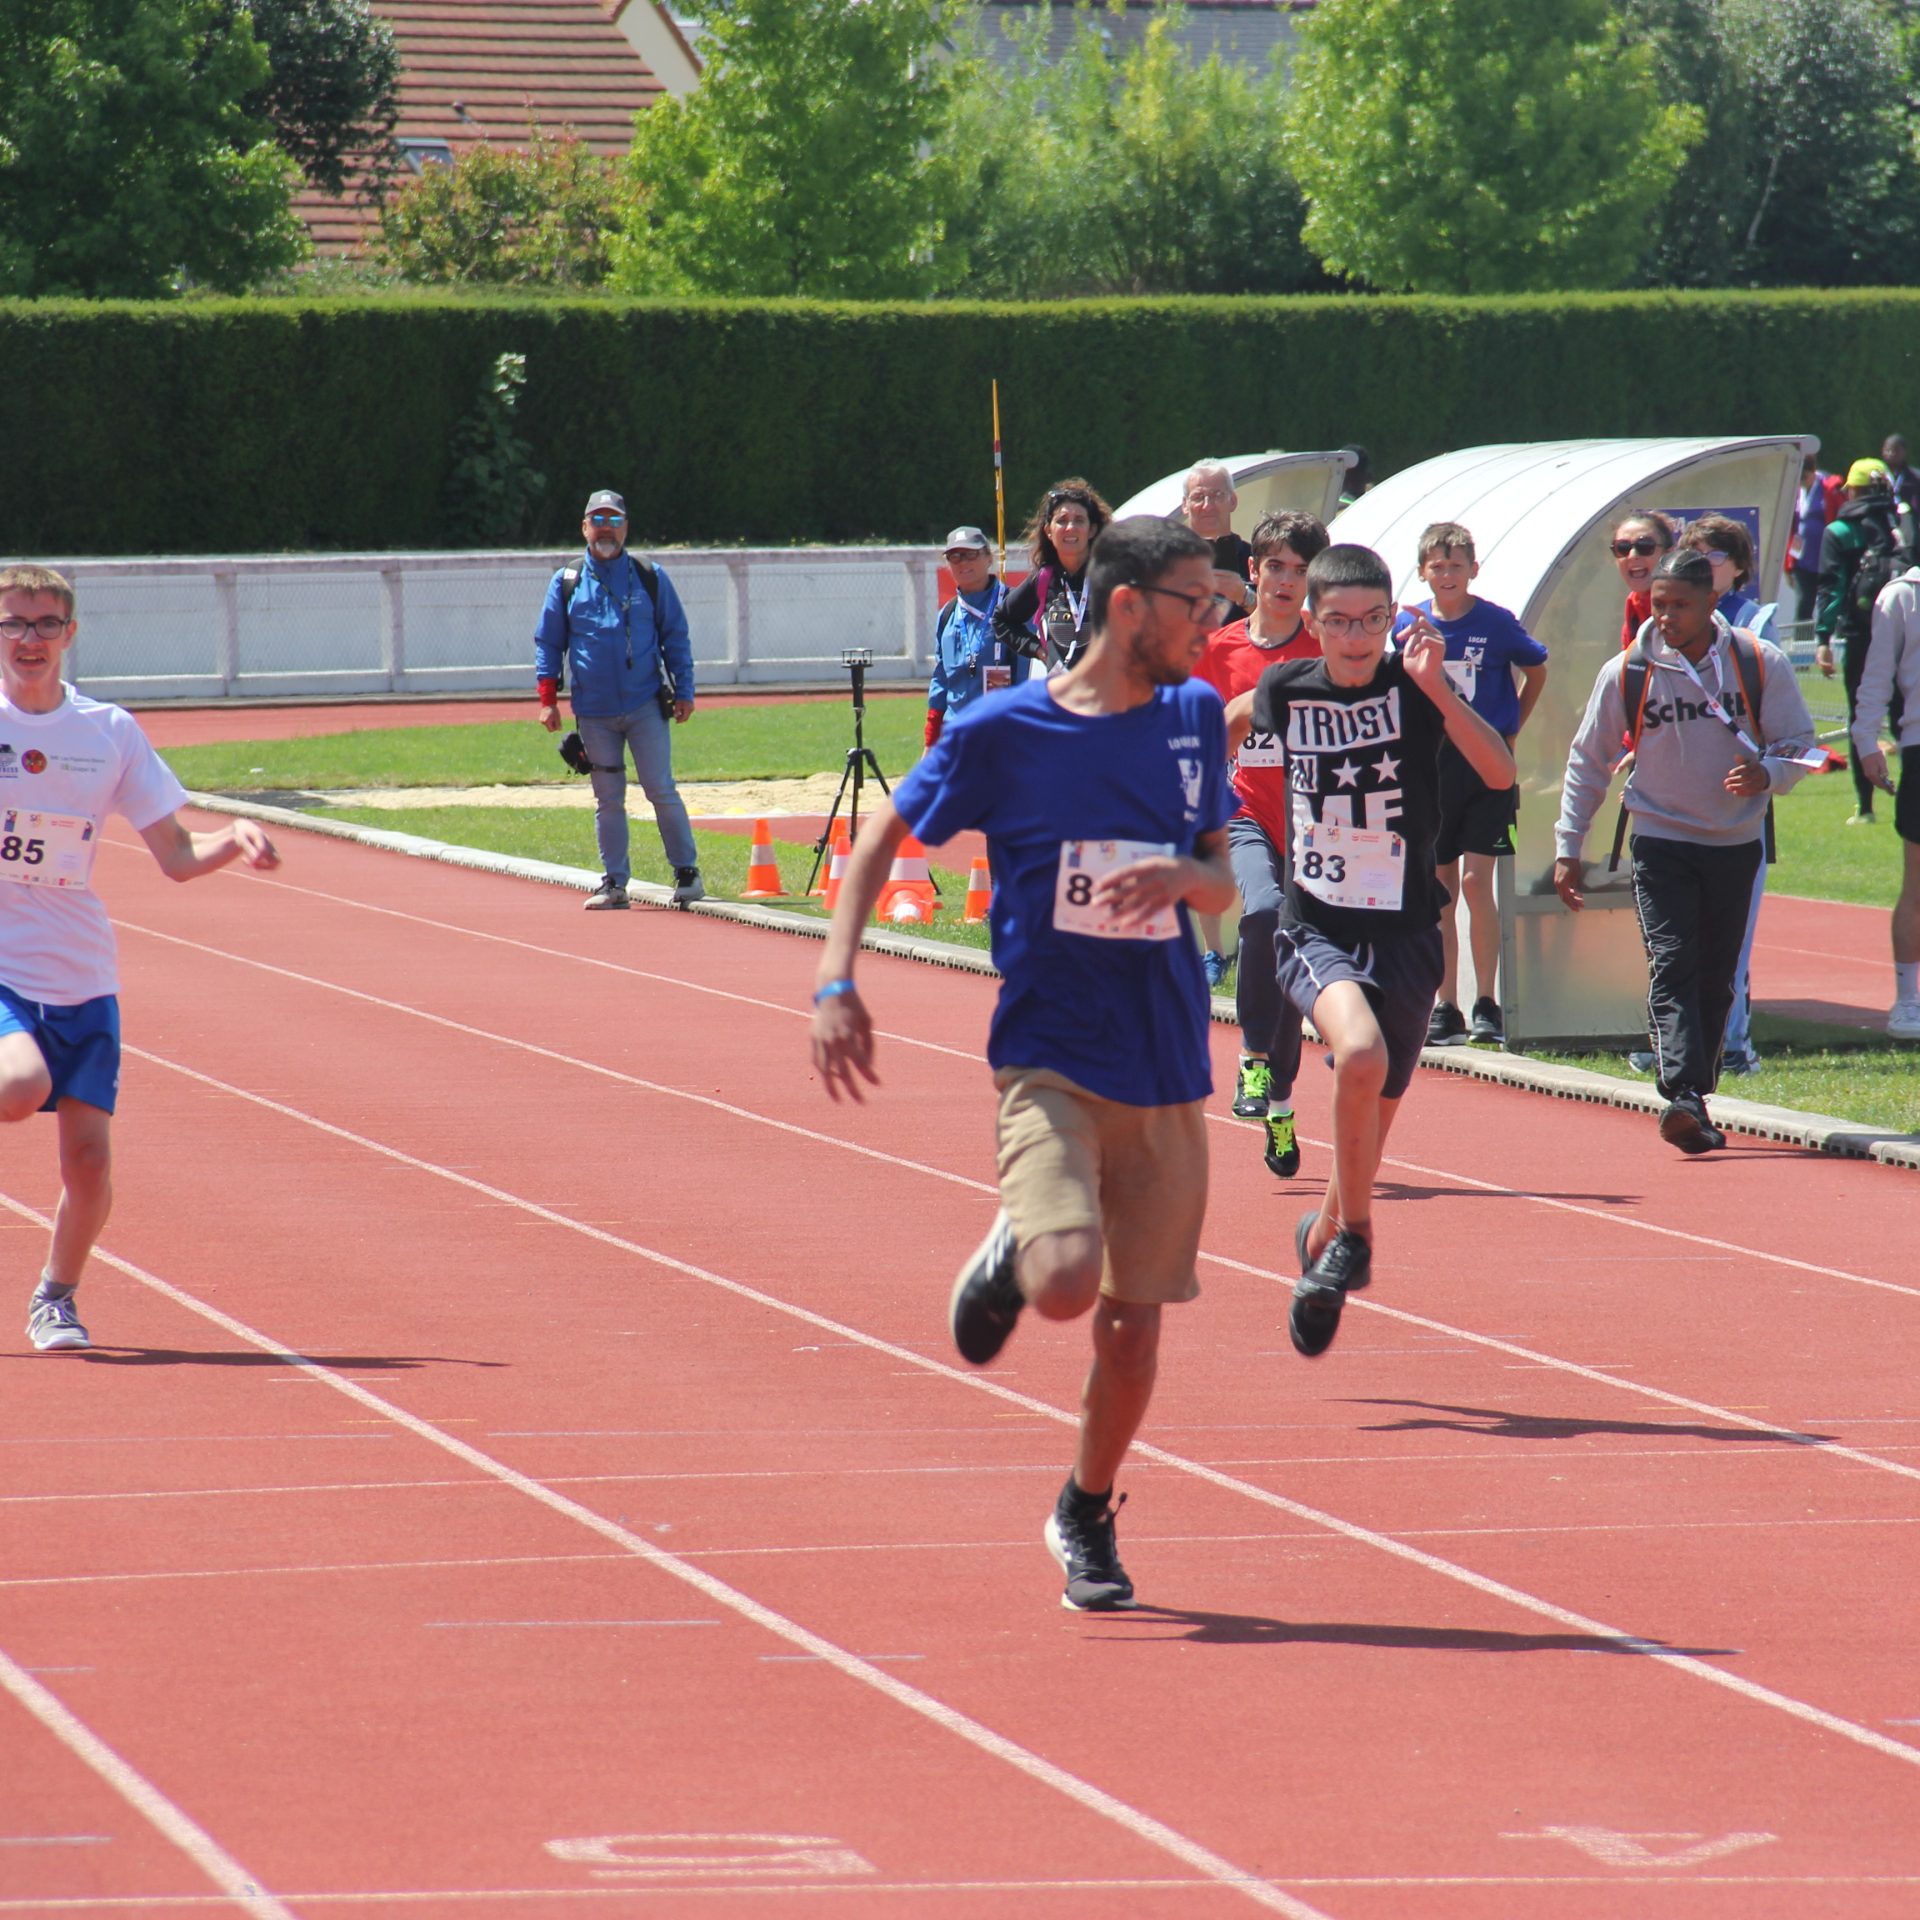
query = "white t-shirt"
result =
(0, 685, 187, 1004)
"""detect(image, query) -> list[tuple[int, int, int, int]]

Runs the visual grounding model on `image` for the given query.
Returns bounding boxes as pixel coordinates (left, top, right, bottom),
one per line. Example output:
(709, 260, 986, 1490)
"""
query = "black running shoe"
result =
(1659, 1090, 1725, 1155)
(1294, 1208, 1369, 1291)
(1426, 1001, 1468, 1046)
(1262, 1109, 1300, 1178)
(1044, 1491, 1136, 1611)
(1231, 1056, 1273, 1118)
(949, 1210, 1023, 1364)
(1289, 1231, 1371, 1358)
(1469, 996, 1503, 1043)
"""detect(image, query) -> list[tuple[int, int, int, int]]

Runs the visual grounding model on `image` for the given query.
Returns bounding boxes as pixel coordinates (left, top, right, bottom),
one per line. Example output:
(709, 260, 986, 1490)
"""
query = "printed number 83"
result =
(1299, 850, 1345, 883)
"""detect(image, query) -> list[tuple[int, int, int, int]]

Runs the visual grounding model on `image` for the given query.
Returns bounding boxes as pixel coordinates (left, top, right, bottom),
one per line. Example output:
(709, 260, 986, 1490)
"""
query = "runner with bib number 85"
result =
(0, 567, 281, 1356)
(1230, 544, 1514, 1360)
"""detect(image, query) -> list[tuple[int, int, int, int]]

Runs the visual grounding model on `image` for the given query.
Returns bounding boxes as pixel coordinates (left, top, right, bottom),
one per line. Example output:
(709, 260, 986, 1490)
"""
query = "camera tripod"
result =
(804, 649, 937, 899)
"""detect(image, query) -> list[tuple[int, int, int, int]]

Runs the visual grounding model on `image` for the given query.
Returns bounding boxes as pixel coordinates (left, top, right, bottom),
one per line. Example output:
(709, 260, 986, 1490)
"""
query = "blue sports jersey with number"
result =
(1394, 596, 1547, 737)
(891, 676, 1232, 1106)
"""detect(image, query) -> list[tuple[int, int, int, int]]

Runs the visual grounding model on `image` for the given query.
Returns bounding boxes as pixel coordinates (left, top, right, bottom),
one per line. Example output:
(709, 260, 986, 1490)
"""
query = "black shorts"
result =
(1900, 746, 1920, 844)
(1272, 921, 1444, 1101)
(1435, 745, 1518, 864)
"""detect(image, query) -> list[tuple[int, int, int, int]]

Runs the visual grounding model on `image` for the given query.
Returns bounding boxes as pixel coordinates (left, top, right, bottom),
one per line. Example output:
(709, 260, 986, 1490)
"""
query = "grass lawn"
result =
(1768, 760, 1903, 909)
(162, 695, 929, 792)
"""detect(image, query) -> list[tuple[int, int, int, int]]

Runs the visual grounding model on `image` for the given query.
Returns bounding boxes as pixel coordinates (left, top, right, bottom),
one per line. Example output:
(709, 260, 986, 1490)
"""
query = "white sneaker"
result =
(1889, 998, 1920, 1042)
(27, 1285, 88, 1352)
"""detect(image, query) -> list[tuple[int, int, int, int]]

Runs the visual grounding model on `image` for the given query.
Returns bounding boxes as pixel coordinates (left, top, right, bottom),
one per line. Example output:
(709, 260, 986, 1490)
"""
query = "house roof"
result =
(294, 0, 671, 257)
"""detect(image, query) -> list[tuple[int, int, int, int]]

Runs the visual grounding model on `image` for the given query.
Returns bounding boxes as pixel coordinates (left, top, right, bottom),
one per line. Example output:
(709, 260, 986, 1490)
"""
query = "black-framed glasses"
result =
(0, 615, 71, 641)
(1138, 583, 1228, 623)
(1610, 536, 1661, 558)
(1313, 606, 1394, 638)
(588, 511, 626, 526)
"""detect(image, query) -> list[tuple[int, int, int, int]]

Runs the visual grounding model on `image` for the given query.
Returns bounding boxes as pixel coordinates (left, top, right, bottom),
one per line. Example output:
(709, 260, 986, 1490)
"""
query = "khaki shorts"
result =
(992, 1066, 1207, 1306)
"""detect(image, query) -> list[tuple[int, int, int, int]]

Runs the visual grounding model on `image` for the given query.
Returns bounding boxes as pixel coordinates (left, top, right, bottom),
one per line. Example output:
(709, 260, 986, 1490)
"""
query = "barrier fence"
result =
(50, 548, 947, 703)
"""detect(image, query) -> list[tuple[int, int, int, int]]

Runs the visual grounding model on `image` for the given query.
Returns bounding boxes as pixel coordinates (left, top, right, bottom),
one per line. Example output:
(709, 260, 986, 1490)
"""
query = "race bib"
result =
(0, 808, 97, 891)
(1294, 819, 1404, 912)
(983, 663, 1012, 692)
(1053, 838, 1179, 940)
(1237, 729, 1284, 769)
(1443, 659, 1478, 700)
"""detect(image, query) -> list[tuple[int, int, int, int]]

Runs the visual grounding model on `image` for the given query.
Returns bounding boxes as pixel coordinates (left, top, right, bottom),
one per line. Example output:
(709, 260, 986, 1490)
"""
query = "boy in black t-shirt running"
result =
(1242, 545, 1514, 1357)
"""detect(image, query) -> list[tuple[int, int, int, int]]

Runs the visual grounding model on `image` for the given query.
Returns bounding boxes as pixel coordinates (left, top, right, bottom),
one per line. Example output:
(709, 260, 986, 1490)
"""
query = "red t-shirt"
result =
(1193, 617, 1321, 851)
(1620, 589, 1651, 652)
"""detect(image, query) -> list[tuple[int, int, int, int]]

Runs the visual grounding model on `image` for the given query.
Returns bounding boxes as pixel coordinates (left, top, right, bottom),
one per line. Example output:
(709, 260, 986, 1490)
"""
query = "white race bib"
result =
(1295, 819, 1404, 912)
(1443, 659, 1478, 700)
(1053, 838, 1179, 940)
(0, 808, 97, 891)
(1237, 729, 1284, 769)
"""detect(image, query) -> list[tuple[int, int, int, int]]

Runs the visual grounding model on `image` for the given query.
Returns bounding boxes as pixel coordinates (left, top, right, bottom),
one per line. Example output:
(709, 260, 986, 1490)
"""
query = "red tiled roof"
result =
(295, 0, 666, 256)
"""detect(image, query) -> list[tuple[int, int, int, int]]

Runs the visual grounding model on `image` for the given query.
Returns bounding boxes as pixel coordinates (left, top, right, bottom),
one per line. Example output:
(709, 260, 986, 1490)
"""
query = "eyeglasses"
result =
(588, 511, 626, 526)
(1701, 548, 1731, 567)
(0, 615, 71, 641)
(1137, 583, 1228, 623)
(1313, 606, 1394, 638)
(1185, 489, 1230, 507)
(1610, 537, 1662, 559)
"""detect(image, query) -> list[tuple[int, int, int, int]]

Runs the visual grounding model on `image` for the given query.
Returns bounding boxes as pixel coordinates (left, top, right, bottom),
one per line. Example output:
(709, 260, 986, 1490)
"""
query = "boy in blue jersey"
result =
(1396, 524, 1549, 1045)
(810, 517, 1237, 1613)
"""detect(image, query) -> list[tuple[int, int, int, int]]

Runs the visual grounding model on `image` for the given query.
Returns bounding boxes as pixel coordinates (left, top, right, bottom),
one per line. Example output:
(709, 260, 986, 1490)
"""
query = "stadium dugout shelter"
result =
(1329, 436, 1816, 1048)
(1114, 449, 1355, 531)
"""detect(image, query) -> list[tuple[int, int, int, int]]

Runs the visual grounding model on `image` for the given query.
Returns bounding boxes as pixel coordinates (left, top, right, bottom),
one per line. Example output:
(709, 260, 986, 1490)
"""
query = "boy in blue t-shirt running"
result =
(810, 517, 1236, 1614)
(1395, 523, 1548, 1046)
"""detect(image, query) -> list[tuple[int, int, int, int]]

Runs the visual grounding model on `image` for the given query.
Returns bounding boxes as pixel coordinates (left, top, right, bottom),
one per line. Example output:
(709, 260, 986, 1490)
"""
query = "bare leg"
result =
(1073, 1299, 1161, 1495)
(1894, 839, 1920, 967)
(1435, 858, 1462, 1007)
(1198, 911, 1225, 956)
(1462, 853, 1500, 1005)
(0, 1031, 52, 1125)
(1307, 980, 1388, 1260)
(48, 1101, 113, 1289)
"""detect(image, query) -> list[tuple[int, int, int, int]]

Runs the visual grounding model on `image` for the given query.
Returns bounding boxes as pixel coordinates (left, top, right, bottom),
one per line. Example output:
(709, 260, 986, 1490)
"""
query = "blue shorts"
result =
(1273, 922, 1444, 1101)
(0, 986, 121, 1114)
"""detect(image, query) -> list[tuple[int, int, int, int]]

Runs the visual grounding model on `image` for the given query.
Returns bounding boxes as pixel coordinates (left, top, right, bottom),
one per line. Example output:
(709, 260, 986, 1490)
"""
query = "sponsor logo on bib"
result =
(22, 750, 46, 774)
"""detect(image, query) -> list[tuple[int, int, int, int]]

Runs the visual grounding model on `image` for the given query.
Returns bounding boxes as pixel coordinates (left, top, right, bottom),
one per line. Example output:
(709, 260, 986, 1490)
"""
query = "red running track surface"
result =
(4, 818, 1918, 1918)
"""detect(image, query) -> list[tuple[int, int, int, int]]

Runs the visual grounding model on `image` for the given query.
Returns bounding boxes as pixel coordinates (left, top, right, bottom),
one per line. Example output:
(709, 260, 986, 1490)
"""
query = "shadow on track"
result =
(1094, 1606, 1734, 1657)
(1346, 1397, 1832, 1447)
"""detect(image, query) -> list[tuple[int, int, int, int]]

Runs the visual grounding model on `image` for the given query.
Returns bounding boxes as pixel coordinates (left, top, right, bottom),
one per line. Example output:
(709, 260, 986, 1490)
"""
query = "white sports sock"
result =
(1897, 962, 1919, 1002)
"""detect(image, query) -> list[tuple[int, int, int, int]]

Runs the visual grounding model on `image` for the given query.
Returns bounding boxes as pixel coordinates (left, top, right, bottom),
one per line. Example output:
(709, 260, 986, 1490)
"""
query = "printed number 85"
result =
(1, 836, 45, 865)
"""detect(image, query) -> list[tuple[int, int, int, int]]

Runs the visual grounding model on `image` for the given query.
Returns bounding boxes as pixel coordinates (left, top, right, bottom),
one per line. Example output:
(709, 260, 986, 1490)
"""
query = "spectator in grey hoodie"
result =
(1554, 550, 1817, 1155)
(1852, 562, 1920, 1041)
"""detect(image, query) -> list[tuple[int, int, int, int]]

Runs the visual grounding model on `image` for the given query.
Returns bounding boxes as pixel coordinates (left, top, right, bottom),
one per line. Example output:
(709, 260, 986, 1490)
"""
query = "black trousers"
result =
(1843, 625, 1875, 814)
(1630, 834, 1765, 1099)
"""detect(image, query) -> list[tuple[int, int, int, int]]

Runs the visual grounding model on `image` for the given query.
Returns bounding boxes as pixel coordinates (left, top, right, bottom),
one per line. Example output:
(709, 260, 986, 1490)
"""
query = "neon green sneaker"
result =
(1263, 1109, 1300, 1179)
(1232, 1056, 1272, 1117)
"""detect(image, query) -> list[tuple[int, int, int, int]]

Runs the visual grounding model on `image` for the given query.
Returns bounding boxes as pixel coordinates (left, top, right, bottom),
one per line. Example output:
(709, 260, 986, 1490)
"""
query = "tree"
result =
(935, 6, 1326, 298)
(0, 0, 305, 296)
(374, 131, 626, 286)
(611, 0, 957, 298)
(1280, 0, 1702, 294)
(244, 0, 400, 198)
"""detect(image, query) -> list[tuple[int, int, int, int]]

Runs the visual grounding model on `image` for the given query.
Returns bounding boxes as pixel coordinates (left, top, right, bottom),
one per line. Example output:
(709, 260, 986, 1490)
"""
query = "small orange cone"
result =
(740, 819, 784, 899)
(887, 893, 935, 926)
(874, 834, 939, 923)
(823, 832, 851, 911)
(962, 855, 992, 924)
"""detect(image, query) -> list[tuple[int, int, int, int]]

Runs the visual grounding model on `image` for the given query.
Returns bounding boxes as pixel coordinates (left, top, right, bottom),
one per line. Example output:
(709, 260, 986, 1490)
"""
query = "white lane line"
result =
(127, 1041, 1920, 1496)
(0, 1834, 109, 1846)
(0, 1317, 1328, 1913)
(16, 1086, 1920, 1790)
(0, 1552, 636, 1591)
(0, 1650, 295, 1919)
(122, 905, 1920, 1304)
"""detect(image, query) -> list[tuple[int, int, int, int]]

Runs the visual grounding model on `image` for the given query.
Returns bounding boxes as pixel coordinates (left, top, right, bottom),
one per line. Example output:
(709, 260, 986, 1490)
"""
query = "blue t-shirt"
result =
(892, 676, 1233, 1107)
(1397, 597, 1546, 737)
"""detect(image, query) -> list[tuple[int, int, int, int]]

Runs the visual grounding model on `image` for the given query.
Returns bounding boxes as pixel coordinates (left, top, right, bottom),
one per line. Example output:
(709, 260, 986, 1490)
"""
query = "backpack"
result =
(1609, 624, 1774, 870)
(1852, 517, 1902, 622)
(551, 554, 668, 698)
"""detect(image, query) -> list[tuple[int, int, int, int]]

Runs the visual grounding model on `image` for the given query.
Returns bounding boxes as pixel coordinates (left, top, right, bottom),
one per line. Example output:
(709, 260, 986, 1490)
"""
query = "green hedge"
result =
(6, 289, 1920, 556)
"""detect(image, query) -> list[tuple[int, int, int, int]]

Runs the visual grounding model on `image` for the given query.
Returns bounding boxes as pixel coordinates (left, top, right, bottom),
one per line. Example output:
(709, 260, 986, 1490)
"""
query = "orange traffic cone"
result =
(962, 855, 992, 924)
(874, 835, 939, 923)
(740, 819, 784, 899)
(823, 832, 851, 911)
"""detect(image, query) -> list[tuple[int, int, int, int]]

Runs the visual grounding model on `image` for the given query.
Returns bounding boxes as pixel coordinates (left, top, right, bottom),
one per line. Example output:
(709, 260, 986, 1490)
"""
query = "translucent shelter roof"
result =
(1115, 450, 1355, 535)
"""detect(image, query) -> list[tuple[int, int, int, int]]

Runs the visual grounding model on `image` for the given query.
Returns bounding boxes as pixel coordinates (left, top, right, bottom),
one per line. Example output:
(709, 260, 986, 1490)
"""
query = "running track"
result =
(3, 816, 1918, 1918)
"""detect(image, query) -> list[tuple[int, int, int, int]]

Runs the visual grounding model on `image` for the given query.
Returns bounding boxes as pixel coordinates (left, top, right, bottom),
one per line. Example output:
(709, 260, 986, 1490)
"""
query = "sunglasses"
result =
(588, 511, 626, 526)
(1610, 537, 1662, 559)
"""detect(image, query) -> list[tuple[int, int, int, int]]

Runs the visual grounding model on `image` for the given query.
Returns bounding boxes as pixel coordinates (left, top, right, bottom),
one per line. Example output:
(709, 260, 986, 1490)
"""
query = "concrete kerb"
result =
(189, 791, 1920, 1175)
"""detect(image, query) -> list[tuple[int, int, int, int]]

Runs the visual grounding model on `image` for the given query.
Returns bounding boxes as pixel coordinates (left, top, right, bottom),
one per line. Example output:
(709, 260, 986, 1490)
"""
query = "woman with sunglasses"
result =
(1611, 509, 1676, 652)
(992, 480, 1113, 673)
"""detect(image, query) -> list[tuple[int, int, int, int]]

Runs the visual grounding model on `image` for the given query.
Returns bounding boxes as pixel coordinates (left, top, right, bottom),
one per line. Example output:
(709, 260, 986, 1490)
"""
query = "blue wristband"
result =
(813, 977, 857, 1005)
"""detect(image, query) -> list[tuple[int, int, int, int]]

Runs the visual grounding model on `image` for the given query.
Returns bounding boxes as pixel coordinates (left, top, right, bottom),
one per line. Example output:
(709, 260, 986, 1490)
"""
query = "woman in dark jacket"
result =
(992, 479, 1113, 672)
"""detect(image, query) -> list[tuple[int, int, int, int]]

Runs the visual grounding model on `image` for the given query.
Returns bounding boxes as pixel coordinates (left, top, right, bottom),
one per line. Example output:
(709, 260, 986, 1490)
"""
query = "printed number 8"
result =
(1064, 872, 1094, 907)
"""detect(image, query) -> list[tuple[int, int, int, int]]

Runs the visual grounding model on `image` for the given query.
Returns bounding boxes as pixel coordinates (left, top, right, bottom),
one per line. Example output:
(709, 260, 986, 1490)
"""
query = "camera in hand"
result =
(559, 731, 596, 776)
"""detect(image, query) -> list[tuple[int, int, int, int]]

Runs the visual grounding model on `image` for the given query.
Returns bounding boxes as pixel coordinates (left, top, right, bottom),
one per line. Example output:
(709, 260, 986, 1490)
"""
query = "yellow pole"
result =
(991, 379, 1007, 576)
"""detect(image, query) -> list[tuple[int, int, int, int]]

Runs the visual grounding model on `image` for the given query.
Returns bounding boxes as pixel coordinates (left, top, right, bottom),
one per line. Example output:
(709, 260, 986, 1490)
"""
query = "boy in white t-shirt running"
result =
(0, 567, 280, 1353)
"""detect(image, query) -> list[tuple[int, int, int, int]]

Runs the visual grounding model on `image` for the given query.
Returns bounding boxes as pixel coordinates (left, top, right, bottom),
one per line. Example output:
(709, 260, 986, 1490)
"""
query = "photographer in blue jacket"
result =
(535, 489, 703, 910)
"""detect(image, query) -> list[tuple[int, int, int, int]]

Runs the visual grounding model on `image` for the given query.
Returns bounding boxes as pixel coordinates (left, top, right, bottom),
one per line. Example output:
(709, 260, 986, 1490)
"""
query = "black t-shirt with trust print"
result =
(1250, 651, 1450, 943)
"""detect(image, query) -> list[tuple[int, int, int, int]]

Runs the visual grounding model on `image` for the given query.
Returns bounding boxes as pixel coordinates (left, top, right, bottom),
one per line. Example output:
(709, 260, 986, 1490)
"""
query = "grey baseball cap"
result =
(943, 525, 990, 552)
(584, 489, 627, 516)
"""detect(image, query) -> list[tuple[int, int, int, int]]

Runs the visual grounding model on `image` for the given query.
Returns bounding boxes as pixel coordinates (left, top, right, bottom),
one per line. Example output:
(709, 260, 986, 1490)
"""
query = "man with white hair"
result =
(1181, 461, 1257, 619)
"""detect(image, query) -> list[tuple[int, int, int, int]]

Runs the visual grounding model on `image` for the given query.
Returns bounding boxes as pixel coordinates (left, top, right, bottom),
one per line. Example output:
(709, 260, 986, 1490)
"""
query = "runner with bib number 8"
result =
(1231, 545, 1514, 1359)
